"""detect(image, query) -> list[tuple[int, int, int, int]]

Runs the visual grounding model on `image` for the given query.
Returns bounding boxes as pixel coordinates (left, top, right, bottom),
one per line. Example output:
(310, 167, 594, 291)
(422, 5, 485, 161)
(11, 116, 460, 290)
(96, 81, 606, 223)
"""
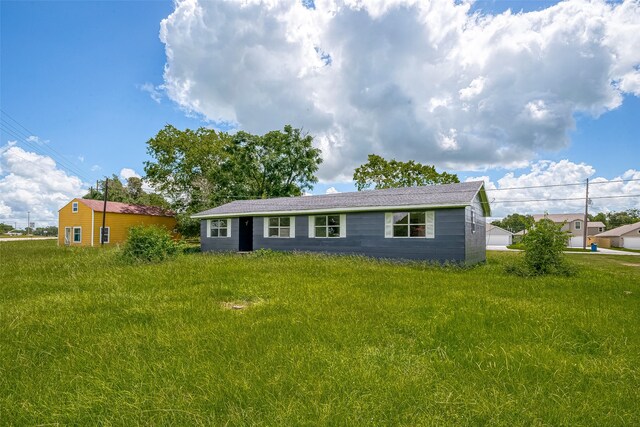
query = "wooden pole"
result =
(101, 178, 108, 246)
(583, 178, 589, 249)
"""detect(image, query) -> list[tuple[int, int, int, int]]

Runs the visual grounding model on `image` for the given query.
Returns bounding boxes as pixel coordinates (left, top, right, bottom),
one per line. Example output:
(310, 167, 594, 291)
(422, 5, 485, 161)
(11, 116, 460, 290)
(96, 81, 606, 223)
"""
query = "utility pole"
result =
(583, 178, 589, 249)
(101, 178, 108, 246)
(27, 211, 30, 235)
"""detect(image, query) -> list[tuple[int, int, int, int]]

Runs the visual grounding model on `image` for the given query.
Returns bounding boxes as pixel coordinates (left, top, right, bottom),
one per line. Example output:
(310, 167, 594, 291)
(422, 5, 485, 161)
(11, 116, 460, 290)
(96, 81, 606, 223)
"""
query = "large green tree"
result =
(491, 213, 535, 233)
(226, 125, 322, 199)
(353, 154, 459, 191)
(144, 124, 322, 236)
(144, 125, 232, 214)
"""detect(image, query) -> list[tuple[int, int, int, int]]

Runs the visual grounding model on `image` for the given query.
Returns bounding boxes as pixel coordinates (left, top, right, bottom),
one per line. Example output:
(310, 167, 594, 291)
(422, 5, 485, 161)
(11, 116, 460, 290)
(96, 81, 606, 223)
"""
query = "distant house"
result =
(192, 181, 491, 264)
(5, 230, 23, 236)
(532, 213, 605, 247)
(593, 222, 640, 249)
(58, 198, 177, 247)
(486, 223, 513, 246)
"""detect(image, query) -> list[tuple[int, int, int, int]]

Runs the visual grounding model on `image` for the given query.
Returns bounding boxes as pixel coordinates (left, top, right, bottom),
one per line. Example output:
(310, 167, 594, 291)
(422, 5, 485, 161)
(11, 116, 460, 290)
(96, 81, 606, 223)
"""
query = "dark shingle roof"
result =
(193, 181, 489, 218)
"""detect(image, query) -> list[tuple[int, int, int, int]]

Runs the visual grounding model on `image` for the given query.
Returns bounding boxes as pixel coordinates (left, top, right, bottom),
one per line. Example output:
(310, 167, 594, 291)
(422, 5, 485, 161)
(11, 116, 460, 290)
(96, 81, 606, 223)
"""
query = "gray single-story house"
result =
(192, 181, 491, 264)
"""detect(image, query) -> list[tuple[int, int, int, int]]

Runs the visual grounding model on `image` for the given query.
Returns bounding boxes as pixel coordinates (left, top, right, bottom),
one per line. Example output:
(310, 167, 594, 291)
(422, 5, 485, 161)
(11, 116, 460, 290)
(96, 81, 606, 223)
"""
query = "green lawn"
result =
(1, 240, 639, 425)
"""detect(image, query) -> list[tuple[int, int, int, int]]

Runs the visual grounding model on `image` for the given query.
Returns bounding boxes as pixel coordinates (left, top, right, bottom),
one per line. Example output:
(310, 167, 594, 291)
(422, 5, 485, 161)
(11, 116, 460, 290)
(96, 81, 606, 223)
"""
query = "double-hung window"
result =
(575, 221, 582, 230)
(385, 211, 434, 238)
(309, 214, 346, 238)
(100, 227, 110, 244)
(72, 202, 78, 213)
(73, 226, 82, 243)
(264, 217, 295, 238)
(208, 219, 230, 238)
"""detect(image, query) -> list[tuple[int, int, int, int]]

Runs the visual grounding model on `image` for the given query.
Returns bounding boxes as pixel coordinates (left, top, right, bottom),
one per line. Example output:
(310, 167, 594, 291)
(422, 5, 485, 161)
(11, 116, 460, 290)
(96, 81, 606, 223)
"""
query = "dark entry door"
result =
(239, 217, 253, 252)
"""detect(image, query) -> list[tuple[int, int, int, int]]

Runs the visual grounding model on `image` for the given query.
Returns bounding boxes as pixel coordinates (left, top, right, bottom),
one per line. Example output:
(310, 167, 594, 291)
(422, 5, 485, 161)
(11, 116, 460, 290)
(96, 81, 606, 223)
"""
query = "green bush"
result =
(507, 219, 575, 276)
(121, 225, 178, 263)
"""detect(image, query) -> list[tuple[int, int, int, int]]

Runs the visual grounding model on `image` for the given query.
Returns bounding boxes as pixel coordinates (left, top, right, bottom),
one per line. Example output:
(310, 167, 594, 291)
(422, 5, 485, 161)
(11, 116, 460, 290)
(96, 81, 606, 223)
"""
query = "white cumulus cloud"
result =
(119, 167, 141, 180)
(325, 186, 340, 194)
(0, 142, 86, 227)
(468, 160, 640, 219)
(159, 0, 640, 180)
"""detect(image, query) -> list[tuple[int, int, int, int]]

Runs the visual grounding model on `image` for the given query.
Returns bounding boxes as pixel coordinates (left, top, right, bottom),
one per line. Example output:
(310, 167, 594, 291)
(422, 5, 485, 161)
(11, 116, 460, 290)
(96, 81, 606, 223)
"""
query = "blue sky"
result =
(1, 0, 639, 226)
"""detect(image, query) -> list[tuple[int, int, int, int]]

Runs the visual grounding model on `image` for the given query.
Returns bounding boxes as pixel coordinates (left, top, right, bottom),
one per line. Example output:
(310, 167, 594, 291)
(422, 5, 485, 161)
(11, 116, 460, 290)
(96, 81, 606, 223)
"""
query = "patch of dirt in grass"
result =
(619, 262, 640, 267)
(221, 299, 265, 311)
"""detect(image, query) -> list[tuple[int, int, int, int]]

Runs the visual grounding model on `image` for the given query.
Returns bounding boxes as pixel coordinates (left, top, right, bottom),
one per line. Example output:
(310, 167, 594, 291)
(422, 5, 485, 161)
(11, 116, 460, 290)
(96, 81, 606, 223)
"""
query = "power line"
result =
(484, 178, 640, 192)
(0, 110, 92, 182)
(0, 123, 91, 182)
(491, 194, 640, 203)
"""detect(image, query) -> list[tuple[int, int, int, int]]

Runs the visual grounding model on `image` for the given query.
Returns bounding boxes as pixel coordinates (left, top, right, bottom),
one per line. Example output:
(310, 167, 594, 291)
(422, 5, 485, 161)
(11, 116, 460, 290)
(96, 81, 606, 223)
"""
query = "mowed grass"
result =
(1, 241, 639, 425)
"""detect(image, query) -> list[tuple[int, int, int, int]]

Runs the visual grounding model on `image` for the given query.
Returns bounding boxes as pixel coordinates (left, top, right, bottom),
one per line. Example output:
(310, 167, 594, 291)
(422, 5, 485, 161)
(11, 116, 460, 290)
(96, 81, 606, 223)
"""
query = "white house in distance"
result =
(594, 222, 640, 249)
(486, 223, 513, 246)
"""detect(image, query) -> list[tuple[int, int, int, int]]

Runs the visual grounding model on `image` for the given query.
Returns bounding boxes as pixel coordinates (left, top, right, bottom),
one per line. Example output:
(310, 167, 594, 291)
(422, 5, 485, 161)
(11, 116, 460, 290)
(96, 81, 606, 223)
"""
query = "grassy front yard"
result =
(1, 240, 638, 425)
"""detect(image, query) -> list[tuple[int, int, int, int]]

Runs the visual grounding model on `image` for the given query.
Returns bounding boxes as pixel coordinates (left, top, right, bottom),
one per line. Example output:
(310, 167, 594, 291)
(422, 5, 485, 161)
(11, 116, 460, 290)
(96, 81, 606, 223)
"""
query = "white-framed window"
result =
(599, 227, 604, 232)
(264, 216, 295, 238)
(308, 214, 346, 238)
(385, 211, 435, 238)
(207, 219, 230, 238)
(575, 221, 582, 230)
(100, 227, 110, 244)
(72, 202, 78, 213)
(73, 226, 82, 243)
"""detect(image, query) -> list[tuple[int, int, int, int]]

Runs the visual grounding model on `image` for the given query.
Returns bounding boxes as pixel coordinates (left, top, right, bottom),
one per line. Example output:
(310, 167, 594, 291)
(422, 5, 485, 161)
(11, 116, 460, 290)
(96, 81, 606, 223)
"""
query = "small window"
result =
(208, 219, 229, 238)
(100, 227, 110, 244)
(313, 215, 342, 238)
(72, 202, 78, 213)
(73, 226, 82, 243)
(265, 217, 294, 238)
(575, 221, 582, 230)
(599, 227, 604, 232)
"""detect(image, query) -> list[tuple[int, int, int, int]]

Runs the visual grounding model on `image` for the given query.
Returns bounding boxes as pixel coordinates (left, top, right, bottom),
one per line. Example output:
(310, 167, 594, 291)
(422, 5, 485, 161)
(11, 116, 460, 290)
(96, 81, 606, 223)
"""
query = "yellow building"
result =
(58, 198, 177, 246)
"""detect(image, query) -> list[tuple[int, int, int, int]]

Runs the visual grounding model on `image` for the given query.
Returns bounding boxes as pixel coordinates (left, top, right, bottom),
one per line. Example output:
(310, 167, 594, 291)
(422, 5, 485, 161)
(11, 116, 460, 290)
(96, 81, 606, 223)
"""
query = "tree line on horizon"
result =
(491, 209, 640, 233)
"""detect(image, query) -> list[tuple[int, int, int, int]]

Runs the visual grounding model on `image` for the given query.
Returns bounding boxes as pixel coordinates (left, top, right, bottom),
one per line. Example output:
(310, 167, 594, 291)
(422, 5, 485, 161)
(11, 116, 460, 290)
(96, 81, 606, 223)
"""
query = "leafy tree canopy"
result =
(353, 154, 459, 191)
(226, 125, 321, 199)
(491, 213, 535, 233)
(144, 124, 322, 236)
(589, 209, 640, 229)
(84, 175, 169, 209)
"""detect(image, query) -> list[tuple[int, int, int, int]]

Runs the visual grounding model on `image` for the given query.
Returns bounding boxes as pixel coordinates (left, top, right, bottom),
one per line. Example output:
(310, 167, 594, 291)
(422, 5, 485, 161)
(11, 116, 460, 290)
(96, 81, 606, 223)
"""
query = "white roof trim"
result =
(191, 203, 469, 219)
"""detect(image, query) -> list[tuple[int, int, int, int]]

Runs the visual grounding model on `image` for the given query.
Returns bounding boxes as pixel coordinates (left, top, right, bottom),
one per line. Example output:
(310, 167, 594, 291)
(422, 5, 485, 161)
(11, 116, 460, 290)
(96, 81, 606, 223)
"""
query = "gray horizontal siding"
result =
(464, 196, 487, 264)
(253, 209, 467, 262)
(200, 217, 239, 252)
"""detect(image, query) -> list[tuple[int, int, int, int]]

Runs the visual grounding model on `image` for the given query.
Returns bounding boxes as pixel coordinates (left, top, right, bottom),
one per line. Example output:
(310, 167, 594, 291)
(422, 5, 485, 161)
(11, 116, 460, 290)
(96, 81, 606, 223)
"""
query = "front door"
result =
(238, 217, 253, 252)
(64, 227, 72, 246)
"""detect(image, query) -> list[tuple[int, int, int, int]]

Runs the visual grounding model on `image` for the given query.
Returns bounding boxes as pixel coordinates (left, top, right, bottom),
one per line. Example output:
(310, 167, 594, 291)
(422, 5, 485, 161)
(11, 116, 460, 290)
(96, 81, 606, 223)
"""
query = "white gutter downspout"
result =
(91, 210, 94, 247)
